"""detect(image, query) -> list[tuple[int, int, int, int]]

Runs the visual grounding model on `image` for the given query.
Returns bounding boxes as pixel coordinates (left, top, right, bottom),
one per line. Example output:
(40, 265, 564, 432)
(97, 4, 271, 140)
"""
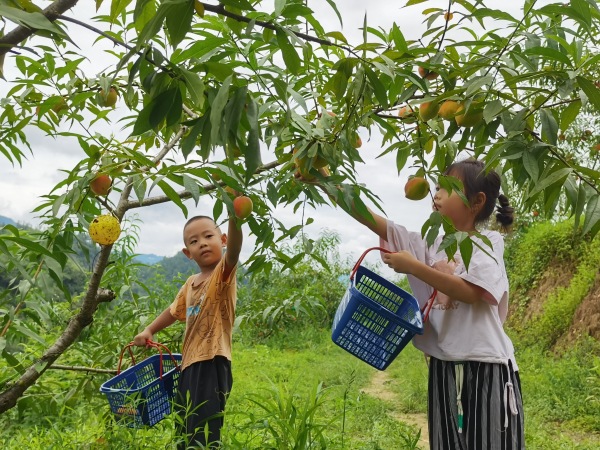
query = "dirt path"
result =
(362, 370, 429, 449)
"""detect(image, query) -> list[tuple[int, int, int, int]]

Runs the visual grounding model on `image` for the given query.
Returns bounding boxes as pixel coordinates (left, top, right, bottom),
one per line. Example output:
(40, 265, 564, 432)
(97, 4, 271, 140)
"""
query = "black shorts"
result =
(175, 356, 232, 449)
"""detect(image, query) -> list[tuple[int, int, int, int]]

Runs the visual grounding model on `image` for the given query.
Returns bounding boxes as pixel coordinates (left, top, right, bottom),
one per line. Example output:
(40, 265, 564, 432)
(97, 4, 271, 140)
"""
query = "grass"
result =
(1, 328, 599, 449)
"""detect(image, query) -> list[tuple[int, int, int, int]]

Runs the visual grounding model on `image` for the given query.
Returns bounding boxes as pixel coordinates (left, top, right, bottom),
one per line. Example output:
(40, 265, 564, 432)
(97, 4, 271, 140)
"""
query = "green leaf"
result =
(522, 150, 540, 182)
(110, 0, 133, 21)
(391, 23, 408, 54)
(276, 29, 301, 75)
(576, 76, 600, 111)
(244, 96, 262, 181)
(181, 117, 204, 160)
(172, 37, 229, 64)
(180, 69, 205, 108)
(560, 100, 581, 132)
(165, 0, 194, 48)
(523, 47, 572, 66)
(157, 180, 188, 216)
(182, 174, 201, 205)
(364, 66, 389, 108)
(540, 108, 558, 146)
(582, 194, 600, 236)
(0, 6, 66, 35)
(209, 76, 232, 145)
(458, 235, 473, 271)
(526, 168, 572, 199)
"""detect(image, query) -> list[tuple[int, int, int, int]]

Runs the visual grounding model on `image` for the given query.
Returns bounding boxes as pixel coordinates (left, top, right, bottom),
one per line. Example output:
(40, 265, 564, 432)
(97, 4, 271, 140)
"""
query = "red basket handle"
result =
(351, 247, 438, 323)
(116, 340, 180, 377)
(350, 246, 392, 280)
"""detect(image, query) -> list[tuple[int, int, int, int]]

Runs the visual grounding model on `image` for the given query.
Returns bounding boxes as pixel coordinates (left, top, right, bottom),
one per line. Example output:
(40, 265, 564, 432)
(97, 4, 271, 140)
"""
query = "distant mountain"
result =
(0, 215, 17, 226)
(134, 253, 164, 265)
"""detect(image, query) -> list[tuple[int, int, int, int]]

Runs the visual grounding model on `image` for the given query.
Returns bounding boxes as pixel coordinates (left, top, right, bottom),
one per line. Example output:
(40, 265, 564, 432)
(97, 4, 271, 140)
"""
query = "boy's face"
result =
(182, 218, 227, 270)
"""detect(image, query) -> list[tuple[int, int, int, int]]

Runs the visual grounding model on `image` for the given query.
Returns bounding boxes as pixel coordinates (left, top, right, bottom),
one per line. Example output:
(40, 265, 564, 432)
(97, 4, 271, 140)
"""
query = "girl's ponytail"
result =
(495, 194, 514, 230)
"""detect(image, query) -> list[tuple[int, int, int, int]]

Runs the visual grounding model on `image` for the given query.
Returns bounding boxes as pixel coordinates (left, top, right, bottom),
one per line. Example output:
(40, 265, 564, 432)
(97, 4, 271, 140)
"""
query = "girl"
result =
(323, 158, 524, 449)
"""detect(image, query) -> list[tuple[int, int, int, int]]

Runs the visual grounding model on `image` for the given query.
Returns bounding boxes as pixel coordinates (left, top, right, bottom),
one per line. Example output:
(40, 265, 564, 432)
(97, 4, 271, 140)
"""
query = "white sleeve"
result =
(457, 231, 508, 306)
(380, 219, 435, 308)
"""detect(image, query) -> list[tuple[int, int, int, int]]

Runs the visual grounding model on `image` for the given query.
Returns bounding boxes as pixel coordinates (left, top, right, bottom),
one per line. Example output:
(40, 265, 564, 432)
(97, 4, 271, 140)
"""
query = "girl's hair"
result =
(444, 158, 514, 229)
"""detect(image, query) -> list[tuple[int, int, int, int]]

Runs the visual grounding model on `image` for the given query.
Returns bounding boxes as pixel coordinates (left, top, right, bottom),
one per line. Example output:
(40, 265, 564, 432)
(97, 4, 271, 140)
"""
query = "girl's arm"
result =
(317, 181, 389, 241)
(382, 251, 485, 304)
(133, 307, 177, 346)
(223, 215, 243, 281)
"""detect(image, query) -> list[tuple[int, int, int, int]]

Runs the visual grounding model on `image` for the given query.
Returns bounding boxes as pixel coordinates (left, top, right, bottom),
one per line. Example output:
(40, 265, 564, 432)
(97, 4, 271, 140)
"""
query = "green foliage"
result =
(236, 231, 351, 341)
(506, 219, 600, 349)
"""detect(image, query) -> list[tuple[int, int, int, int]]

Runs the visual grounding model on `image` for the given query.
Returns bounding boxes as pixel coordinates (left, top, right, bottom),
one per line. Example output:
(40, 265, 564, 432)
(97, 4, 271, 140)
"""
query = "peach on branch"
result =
(418, 66, 439, 80)
(404, 176, 430, 201)
(419, 101, 440, 122)
(233, 196, 253, 220)
(455, 103, 484, 128)
(438, 100, 460, 121)
(97, 87, 118, 108)
(90, 173, 112, 196)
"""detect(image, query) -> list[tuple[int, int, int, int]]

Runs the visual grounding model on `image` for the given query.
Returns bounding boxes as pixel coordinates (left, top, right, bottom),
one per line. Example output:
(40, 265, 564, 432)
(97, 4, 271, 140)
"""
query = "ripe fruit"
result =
(438, 100, 460, 121)
(404, 177, 430, 201)
(89, 215, 121, 245)
(419, 101, 440, 122)
(532, 210, 539, 217)
(455, 103, 484, 128)
(98, 87, 118, 108)
(592, 143, 600, 152)
(225, 186, 241, 197)
(354, 135, 362, 148)
(90, 173, 112, 196)
(444, 11, 454, 21)
(397, 106, 417, 123)
(233, 196, 253, 220)
(418, 66, 439, 80)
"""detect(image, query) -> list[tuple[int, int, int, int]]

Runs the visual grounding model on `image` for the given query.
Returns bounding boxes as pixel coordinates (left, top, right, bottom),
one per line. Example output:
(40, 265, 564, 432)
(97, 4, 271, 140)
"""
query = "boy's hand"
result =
(133, 329, 153, 346)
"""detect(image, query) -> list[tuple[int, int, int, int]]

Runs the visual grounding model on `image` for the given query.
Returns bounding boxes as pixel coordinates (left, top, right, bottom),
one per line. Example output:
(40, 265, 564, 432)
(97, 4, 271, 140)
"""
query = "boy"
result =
(133, 213, 243, 448)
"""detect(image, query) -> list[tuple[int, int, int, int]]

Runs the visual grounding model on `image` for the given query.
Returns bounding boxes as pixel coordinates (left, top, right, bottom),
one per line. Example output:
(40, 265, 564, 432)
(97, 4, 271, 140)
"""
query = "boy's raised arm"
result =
(223, 215, 243, 280)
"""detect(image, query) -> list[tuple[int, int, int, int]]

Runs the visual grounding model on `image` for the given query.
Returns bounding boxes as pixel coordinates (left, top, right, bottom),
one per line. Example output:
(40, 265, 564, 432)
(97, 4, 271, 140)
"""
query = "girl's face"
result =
(433, 180, 477, 232)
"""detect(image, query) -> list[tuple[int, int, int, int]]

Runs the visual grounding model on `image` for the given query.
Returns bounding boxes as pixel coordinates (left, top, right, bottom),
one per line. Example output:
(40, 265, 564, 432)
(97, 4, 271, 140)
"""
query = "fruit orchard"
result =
(1, 0, 600, 416)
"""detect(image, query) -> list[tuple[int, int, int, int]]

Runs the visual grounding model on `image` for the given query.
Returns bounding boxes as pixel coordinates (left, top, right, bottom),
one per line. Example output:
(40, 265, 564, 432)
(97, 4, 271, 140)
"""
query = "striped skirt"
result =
(428, 357, 525, 450)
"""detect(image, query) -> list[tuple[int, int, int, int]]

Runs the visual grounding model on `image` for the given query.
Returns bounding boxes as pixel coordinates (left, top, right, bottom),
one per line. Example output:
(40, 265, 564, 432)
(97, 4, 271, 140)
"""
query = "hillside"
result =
(506, 219, 600, 351)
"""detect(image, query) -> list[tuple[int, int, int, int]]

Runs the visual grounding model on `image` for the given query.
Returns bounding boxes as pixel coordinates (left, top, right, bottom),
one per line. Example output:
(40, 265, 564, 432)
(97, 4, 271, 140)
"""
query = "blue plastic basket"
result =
(332, 247, 424, 370)
(100, 341, 182, 427)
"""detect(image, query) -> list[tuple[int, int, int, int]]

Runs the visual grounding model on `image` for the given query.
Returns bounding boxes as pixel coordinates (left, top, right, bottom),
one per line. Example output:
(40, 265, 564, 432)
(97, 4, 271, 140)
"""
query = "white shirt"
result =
(381, 220, 517, 368)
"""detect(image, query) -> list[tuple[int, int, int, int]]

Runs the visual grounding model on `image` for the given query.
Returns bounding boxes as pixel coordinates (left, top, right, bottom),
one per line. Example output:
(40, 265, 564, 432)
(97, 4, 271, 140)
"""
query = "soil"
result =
(556, 273, 600, 348)
(362, 370, 429, 449)
(516, 258, 576, 323)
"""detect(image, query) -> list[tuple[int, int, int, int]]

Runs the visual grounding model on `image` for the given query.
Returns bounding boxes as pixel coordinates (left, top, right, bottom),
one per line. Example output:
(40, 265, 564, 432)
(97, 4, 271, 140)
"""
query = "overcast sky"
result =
(0, 1, 525, 276)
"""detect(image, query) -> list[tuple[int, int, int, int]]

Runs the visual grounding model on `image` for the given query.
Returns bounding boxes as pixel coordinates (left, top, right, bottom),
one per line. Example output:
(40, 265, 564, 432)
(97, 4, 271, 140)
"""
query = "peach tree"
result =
(0, 0, 600, 413)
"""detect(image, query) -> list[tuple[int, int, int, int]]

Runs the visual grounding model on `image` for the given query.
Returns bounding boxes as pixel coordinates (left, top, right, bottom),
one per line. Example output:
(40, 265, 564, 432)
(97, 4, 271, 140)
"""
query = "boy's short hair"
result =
(182, 215, 218, 244)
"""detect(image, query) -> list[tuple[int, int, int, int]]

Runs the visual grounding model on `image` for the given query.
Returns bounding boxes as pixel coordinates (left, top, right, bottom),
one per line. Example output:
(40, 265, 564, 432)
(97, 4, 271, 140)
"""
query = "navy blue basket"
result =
(332, 247, 424, 370)
(100, 341, 181, 427)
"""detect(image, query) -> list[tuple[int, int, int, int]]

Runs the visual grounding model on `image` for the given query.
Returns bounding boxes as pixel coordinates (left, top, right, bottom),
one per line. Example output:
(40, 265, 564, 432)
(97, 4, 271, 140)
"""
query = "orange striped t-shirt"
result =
(170, 259, 237, 371)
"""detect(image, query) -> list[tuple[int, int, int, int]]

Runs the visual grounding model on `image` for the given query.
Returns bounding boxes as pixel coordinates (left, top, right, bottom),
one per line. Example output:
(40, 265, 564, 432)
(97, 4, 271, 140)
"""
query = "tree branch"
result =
(48, 364, 117, 375)
(0, 0, 79, 57)
(124, 159, 283, 210)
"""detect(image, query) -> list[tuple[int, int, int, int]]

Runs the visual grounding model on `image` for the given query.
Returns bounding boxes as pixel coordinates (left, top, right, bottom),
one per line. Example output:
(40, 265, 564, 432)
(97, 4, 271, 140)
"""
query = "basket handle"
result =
(350, 246, 392, 280)
(352, 247, 438, 323)
(116, 340, 180, 377)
